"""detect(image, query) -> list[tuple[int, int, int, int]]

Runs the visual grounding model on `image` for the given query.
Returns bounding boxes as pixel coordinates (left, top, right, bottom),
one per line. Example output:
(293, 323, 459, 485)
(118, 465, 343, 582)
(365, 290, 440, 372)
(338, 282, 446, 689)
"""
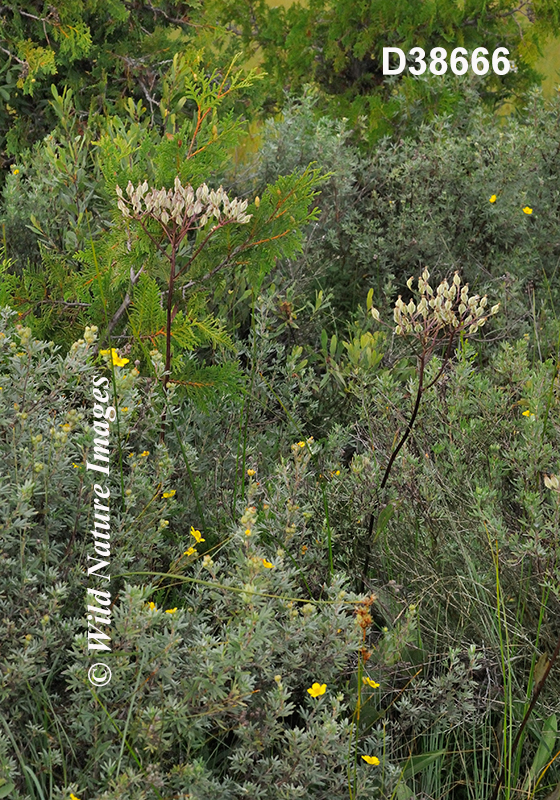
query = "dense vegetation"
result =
(1, 3, 560, 799)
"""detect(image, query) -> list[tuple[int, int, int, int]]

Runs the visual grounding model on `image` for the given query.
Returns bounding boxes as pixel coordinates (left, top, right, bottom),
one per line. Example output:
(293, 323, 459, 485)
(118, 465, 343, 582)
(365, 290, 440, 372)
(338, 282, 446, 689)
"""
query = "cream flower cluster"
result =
(372, 269, 500, 337)
(116, 176, 252, 228)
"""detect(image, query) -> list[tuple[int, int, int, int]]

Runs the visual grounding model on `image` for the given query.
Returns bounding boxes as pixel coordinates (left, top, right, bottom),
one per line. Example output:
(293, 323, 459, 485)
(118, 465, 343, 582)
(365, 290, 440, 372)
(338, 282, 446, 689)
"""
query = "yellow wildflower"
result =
(147, 602, 156, 610)
(190, 526, 205, 543)
(262, 558, 274, 568)
(165, 607, 177, 614)
(247, 468, 256, 476)
(140, 450, 149, 457)
(307, 682, 327, 697)
(70, 794, 81, 800)
(297, 441, 305, 448)
(12, 168, 19, 175)
(362, 677, 380, 688)
(245, 528, 252, 536)
(489, 194, 497, 203)
(99, 348, 129, 367)
(361, 755, 380, 765)
(522, 206, 533, 215)
(163, 489, 176, 498)
(184, 546, 196, 557)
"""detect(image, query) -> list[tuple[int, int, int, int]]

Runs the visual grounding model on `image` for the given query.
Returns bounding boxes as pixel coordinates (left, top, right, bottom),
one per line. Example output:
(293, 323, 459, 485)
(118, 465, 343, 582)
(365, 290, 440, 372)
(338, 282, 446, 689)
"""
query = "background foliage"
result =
(2, 1, 560, 798)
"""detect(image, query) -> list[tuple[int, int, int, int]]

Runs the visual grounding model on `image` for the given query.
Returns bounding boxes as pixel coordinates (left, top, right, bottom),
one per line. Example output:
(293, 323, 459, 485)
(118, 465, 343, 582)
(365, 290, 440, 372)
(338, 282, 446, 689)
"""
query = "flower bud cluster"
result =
(116, 176, 252, 228)
(372, 269, 500, 338)
(544, 474, 560, 493)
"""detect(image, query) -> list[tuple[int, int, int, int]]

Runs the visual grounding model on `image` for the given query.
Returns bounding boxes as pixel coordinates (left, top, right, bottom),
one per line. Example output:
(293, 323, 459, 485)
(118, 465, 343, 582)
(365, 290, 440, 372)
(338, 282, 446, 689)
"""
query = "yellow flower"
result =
(147, 601, 156, 610)
(362, 677, 380, 688)
(165, 607, 177, 614)
(12, 168, 19, 175)
(100, 347, 129, 366)
(361, 755, 380, 765)
(522, 409, 531, 416)
(262, 558, 274, 568)
(307, 682, 327, 697)
(247, 468, 256, 476)
(70, 794, 81, 800)
(72, 463, 80, 468)
(245, 528, 252, 536)
(184, 546, 197, 556)
(297, 441, 305, 448)
(335, 470, 340, 476)
(121, 407, 128, 412)
(522, 206, 533, 215)
(489, 195, 497, 203)
(163, 489, 176, 498)
(190, 526, 205, 543)
(140, 450, 149, 457)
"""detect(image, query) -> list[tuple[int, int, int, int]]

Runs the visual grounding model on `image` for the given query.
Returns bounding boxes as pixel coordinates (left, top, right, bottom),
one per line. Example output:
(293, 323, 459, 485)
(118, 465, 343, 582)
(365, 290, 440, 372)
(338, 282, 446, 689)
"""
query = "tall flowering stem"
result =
(116, 177, 252, 389)
(361, 269, 500, 588)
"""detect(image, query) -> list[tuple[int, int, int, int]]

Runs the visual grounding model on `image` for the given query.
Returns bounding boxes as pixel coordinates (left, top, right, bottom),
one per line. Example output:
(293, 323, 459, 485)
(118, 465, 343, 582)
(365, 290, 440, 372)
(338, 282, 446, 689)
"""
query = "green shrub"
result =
(0, 309, 394, 800)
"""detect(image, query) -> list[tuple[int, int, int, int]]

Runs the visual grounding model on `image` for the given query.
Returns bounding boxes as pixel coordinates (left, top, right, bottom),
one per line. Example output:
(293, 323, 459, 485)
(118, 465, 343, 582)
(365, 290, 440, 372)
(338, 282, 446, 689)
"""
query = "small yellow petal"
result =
(489, 195, 497, 203)
(307, 682, 327, 697)
(522, 206, 533, 215)
(165, 607, 177, 614)
(361, 755, 380, 765)
(163, 490, 176, 498)
(262, 558, 274, 568)
(190, 526, 205, 543)
(362, 677, 380, 688)
(522, 409, 531, 416)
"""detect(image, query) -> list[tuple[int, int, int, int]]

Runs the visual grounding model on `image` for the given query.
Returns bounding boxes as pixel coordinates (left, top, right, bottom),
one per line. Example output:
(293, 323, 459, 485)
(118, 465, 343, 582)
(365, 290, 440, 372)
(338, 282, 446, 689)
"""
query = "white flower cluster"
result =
(116, 176, 252, 228)
(372, 269, 500, 336)
(544, 474, 560, 493)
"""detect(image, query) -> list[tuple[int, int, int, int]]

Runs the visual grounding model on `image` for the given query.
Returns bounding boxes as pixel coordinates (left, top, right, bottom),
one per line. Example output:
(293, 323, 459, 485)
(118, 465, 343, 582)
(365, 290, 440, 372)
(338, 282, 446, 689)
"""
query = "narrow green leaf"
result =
(401, 749, 446, 780)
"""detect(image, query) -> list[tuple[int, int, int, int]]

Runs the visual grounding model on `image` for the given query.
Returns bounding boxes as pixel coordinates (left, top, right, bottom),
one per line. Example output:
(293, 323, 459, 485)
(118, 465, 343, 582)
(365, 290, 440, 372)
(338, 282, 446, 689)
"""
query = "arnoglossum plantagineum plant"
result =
(361, 269, 500, 587)
(115, 177, 252, 390)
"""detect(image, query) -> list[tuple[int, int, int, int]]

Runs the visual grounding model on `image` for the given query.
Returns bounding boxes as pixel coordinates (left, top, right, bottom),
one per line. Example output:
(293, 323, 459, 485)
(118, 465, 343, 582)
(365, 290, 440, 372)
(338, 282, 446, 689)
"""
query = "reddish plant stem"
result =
(164, 240, 176, 391)
(360, 330, 455, 591)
